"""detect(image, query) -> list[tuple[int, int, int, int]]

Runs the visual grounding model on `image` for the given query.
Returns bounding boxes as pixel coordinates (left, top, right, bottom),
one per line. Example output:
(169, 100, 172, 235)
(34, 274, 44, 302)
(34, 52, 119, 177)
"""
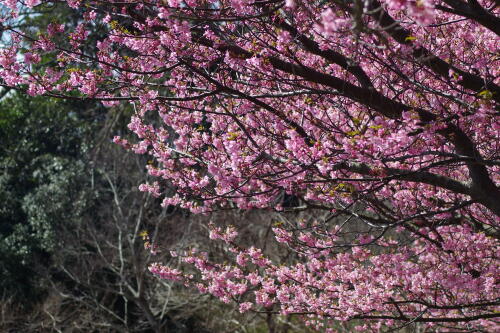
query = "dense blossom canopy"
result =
(0, 0, 499, 331)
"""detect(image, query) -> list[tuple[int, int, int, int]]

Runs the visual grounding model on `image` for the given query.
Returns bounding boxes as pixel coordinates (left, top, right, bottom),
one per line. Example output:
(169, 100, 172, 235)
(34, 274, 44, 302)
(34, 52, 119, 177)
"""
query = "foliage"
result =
(0, 92, 96, 300)
(0, 0, 499, 331)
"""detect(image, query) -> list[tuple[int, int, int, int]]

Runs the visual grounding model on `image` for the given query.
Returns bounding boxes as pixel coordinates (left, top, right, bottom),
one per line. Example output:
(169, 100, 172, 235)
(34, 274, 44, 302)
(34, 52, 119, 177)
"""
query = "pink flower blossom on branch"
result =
(0, 0, 499, 330)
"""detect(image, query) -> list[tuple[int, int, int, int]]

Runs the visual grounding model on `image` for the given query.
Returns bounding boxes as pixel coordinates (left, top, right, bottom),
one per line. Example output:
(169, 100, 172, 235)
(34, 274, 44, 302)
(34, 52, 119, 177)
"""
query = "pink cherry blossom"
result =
(0, 0, 498, 330)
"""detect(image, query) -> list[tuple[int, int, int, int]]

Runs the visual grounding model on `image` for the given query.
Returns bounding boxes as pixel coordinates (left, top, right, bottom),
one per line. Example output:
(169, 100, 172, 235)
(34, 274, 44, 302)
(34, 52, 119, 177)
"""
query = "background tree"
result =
(0, 0, 498, 331)
(0, 92, 95, 301)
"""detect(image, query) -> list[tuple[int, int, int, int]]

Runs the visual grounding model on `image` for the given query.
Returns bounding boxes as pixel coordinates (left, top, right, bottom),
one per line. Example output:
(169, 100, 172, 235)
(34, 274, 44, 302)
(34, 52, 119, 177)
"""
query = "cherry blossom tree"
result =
(0, 0, 499, 331)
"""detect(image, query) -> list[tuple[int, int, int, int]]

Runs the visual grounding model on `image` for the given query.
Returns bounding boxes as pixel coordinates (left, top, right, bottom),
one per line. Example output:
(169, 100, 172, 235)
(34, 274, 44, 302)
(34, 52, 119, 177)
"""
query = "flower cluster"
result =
(0, 0, 498, 330)
(149, 223, 499, 331)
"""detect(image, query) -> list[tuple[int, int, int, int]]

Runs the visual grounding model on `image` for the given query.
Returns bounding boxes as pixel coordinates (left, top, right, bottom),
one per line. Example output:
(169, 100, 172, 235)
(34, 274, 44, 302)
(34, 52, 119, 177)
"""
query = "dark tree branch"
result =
(440, 0, 500, 36)
(369, 0, 500, 103)
(276, 20, 374, 88)
(353, 312, 500, 323)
